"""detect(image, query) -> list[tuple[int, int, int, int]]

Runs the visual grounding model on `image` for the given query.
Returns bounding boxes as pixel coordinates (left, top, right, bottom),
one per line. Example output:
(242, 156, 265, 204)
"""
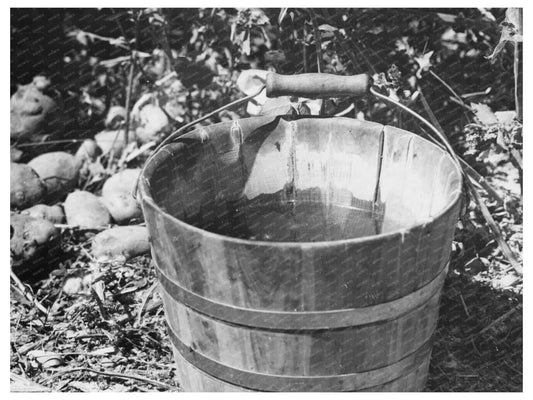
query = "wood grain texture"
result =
(139, 116, 462, 391)
(266, 73, 371, 99)
(170, 343, 431, 392)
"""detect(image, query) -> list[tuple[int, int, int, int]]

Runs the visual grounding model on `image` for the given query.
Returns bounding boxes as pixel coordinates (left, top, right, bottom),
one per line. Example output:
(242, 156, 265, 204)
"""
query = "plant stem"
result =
(418, 85, 445, 133)
(514, 36, 523, 122)
(308, 9, 326, 115)
(302, 24, 308, 73)
(308, 10, 323, 73)
(123, 53, 135, 147)
(417, 88, 504, 205)
(429, 69, 464, 105)
(429, 69, 472, 123)
(464, 177, 522, 274)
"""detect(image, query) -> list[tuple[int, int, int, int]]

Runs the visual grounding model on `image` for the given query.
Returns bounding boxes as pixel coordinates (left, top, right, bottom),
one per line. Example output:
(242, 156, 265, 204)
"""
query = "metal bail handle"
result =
(266, 72, 372, 99)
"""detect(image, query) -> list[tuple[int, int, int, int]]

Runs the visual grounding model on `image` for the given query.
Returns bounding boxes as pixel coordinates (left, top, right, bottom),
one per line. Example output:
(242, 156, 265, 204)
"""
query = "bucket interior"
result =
(143, 117, 461, 242)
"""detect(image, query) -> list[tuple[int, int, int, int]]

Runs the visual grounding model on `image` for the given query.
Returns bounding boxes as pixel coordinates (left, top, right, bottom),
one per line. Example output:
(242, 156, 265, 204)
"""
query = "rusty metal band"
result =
(156, 263, 448, 330)
(167, 325, 432, 392)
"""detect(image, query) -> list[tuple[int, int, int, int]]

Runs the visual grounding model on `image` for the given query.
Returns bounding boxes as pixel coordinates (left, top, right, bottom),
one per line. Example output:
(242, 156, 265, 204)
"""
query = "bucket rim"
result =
(139, 116, 463, 248)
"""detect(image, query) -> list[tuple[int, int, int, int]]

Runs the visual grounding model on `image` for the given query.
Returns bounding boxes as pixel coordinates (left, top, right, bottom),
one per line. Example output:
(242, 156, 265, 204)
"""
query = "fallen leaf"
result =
(495, 110, 516, 126)
(90, 346, 115, 356)
(318, 24, 338, 32)
(27, 350, 65, 369)
(91, 281, 106, 303)
(470, 103, 498, 125)
(494, 274, 520, 289)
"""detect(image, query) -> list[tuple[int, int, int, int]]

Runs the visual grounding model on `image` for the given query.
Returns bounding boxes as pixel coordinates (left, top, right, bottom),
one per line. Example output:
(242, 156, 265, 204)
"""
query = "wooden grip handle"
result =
(266, 73, 371, 99)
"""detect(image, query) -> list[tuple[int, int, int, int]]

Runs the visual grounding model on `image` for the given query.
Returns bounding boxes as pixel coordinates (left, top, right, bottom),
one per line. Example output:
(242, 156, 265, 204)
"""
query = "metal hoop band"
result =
(167, 325, 431, 392)
(157, 263, 448, 330)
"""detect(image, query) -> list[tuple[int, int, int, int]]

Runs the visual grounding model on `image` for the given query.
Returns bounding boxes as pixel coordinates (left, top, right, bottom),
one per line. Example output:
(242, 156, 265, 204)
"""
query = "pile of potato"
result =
(10, 151, 150, 275)
(9, 77, 176, 279)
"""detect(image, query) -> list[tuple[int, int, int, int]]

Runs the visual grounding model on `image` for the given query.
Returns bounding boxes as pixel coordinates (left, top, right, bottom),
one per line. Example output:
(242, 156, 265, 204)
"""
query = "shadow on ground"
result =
(427, 270, 522, 391)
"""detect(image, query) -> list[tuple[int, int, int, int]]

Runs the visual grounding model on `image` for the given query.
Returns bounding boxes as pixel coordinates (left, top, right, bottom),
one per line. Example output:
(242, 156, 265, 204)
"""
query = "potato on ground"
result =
(11, 147, 23, 162)
(21, 204, 65, 224)
(28, 152, 81, 202)
(10, 80, 60, 143)
(94, 129, 134, 157)
(11, 162, 46, 209)
(10, 212, 60, 277)
(64, 191, 111, 229)
(101, 168, 142, 224)
(75, 138, 101, 163)
(91, 226, 150, 262)
(135, 104, 170, 144)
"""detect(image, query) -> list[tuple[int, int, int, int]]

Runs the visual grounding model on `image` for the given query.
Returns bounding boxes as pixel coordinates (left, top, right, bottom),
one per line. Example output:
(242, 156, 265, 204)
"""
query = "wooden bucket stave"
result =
(139, 116, 462, 391)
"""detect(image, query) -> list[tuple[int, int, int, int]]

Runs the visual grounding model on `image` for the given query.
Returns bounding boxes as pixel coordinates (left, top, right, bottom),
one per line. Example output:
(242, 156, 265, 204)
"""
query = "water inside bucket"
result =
(187, 194, 408, 242)
(216, 202, 390, 242)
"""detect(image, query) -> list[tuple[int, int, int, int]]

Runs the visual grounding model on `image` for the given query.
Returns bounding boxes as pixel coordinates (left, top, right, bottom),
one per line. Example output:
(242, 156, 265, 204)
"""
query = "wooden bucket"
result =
(139, 115, 462, 391)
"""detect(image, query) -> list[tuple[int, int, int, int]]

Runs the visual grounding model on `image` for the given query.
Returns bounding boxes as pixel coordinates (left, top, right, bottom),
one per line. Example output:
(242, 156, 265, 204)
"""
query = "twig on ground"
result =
(15, 139, 85, 147)
(117, 299, 162, 325)
(43, 286, 64, 326)
(55, 224, 108, 232)
(44, 367, 178, 391)
(475, 304, 522, 338)
(136, 282, 159, 327)
(80, 246, 98, 263)
(459, 294, 470, 317)
(18, 337, 49, 356)
(91, 285, 110, 321)
(10, 269, 48, 315)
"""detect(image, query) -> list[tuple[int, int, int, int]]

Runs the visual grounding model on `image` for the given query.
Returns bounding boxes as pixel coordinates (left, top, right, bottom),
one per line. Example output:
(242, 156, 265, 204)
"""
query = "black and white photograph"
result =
(9, 6, 523, 392)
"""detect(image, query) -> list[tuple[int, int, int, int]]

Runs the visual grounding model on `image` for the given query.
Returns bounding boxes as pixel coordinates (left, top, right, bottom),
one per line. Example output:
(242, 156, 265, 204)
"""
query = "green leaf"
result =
(415, 51, 434, 78)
